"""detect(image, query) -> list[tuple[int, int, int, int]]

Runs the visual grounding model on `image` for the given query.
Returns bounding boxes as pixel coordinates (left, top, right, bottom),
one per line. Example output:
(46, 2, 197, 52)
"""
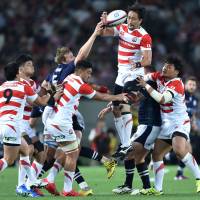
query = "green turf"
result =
(0, 165, 199, 200)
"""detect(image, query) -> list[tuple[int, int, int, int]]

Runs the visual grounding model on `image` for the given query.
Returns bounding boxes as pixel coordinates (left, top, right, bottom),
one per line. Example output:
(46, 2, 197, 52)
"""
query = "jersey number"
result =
(3, 89, 13, 103)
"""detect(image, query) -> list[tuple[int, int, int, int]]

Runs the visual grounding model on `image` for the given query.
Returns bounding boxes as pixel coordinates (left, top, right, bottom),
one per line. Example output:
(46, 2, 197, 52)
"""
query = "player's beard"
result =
(128, 24, 135, 30)
(128, 24, 138, 31)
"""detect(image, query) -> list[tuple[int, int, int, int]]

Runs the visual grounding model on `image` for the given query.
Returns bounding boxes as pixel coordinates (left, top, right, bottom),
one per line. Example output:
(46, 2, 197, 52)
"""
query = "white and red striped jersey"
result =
(114, 24, 152, 72)
(49, 74, 96, 126)
(149, 72, 189, 123)
(20, 78, 41, 121)
(0, 81, 38, 122)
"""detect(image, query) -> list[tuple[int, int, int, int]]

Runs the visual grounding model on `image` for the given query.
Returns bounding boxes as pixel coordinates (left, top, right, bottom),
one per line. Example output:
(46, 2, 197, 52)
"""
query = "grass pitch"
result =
(0, 165, 199, 200)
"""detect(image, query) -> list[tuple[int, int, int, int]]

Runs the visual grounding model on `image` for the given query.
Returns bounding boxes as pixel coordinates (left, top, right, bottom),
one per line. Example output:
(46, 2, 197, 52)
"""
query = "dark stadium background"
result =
(0, 0, 200, 162)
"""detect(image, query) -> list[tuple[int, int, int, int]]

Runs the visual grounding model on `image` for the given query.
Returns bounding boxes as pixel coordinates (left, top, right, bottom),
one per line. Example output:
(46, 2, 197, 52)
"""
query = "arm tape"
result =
(145, 84, 172, 103)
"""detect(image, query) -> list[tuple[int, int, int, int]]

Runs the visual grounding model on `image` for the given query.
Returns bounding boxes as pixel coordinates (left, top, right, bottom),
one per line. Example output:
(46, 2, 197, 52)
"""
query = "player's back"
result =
(0, 81, 27, 122)
(138, 81, 161, 126)
(50, 74, 84, 126)
(31, 61, 75, 118)
(47, 61, 75, 85)
(49, 73, 95, 126)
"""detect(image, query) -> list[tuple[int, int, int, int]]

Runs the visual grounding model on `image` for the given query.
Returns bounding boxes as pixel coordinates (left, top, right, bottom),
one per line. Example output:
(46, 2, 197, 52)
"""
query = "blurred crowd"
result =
(88, 119, 118, 156)
(0, 0, 200, 162)
(0, 0, 200, 85)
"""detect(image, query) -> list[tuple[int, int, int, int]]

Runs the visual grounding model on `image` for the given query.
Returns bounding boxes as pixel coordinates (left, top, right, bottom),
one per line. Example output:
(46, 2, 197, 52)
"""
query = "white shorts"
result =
(115, 67, 144, 86)
(0, 121, 21, 145)
(131, 125, 161, 150)
(46, 122, 76, 143)
(158, 120, 191, 140)
(20, 120, 36, 138)
(43, 125, 58, 149)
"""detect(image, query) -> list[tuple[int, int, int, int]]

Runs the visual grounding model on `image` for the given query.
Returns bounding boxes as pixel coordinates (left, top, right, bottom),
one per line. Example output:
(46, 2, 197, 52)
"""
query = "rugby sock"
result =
(136, 162, 151, 189)
(121, 113, 132, 147)
(26, 160, 43, 186)
(0, 158, 8, 172)
(124, 159, 135, 188)
(74, 167, 88, 189)
(31, 160, 43, 177)
(46, 161, 62, 183)
(18, 157, 27, 186)
(181, 153, 200, 179)
(80, 146, 102, 162)
(38, 159, 55, 177)
(114, 116, 125, 146)
(20, 156, 37, 188)
(64, 170, 75, 192)
(153, 161, 165, 191)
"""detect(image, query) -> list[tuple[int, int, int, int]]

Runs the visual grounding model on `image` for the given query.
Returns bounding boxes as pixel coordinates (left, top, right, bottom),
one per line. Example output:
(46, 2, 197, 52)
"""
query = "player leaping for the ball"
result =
(100, 3, 152, 157)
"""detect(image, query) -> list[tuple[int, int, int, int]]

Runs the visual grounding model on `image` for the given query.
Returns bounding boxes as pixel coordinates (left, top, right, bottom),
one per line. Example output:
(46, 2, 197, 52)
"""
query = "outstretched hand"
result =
(94, 21, 104, 36)
(100, 11, 107, 25)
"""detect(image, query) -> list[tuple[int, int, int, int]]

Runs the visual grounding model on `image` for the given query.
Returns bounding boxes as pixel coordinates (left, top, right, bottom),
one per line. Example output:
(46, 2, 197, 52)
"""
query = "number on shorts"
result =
(3, 89, 13, 103)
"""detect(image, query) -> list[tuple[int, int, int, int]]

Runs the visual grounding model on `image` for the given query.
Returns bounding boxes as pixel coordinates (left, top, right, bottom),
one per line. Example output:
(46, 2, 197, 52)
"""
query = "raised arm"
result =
(92, 91, 128, 102)
(141, 50, 152, 68)
(99, 12, 115, 36)
(74, 22, 104, 65)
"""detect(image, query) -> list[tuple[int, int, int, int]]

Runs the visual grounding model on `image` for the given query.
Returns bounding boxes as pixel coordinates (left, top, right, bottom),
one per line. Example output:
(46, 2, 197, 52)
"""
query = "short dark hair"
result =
(165, 55, 183, 76)
(75, 60, 93, 71)
(186, 76, 197, 83)
(127, 3, 146, 20)
(4, 62, 19, 81)
(16, 54, 32, 67)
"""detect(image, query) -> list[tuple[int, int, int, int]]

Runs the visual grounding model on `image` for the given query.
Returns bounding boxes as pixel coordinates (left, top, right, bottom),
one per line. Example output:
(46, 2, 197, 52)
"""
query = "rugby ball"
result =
(106, 10, 127, 27)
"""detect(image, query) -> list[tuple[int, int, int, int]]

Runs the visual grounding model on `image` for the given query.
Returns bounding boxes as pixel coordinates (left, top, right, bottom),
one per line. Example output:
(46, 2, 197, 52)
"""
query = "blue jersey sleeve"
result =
(45, 73, 53, 82)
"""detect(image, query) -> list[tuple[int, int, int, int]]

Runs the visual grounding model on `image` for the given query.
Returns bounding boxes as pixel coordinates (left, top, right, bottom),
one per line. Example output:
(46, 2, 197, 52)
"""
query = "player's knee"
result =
(65, 153, 78, 169)
(173, 146, 187, 159)
(4, 157, 15, 166)
(134, 151, 146, 164)
(187, 142, 192, 153)
(134, 156, 145, 164)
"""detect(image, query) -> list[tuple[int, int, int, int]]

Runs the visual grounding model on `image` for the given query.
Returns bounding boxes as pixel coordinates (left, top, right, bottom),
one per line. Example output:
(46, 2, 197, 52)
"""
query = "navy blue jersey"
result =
(46, 61, 75, 85)
(138, 81, 161, 126)
(185, 91, 198, 118)
(31, 61, 75, 118)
